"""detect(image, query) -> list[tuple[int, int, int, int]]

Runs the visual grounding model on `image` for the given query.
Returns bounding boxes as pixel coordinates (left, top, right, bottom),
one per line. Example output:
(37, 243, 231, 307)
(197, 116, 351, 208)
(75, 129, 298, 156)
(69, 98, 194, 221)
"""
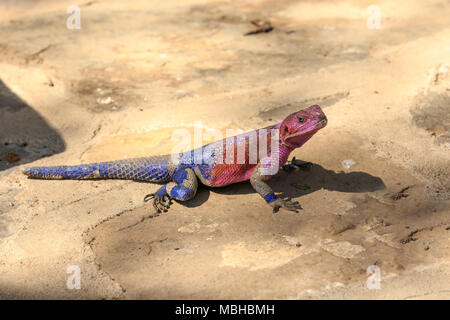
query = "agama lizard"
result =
(23, 105, 327, 213)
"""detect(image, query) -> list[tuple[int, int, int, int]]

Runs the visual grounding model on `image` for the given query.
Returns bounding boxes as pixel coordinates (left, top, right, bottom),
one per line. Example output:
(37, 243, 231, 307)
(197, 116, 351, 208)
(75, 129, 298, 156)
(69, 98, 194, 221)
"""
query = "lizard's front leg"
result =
(250, 162, 302, 213)
(144, 167, 198, 213)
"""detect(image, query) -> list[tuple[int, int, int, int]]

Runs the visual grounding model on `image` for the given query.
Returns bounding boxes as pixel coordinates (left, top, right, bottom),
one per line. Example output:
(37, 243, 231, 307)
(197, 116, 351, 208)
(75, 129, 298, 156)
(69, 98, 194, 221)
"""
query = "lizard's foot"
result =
(282, 157, 313, 172)
(144, 193, 172, 213)
(271, 197, 302, 213)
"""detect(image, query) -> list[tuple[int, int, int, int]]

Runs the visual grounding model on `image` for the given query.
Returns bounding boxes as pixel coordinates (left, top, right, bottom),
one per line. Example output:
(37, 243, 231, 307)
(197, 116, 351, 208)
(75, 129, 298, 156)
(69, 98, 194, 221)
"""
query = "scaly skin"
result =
(23, 105, 327, 213)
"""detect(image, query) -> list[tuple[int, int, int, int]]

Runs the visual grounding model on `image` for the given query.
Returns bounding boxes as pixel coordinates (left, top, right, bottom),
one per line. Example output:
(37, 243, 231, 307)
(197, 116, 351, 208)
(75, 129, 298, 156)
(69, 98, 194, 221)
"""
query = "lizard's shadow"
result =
(182, 162, 385, 207)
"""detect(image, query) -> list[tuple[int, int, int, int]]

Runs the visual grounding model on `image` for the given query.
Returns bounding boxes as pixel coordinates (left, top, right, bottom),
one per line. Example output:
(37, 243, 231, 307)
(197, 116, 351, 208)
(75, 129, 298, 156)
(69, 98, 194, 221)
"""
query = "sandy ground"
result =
(0, 0, 449, 299)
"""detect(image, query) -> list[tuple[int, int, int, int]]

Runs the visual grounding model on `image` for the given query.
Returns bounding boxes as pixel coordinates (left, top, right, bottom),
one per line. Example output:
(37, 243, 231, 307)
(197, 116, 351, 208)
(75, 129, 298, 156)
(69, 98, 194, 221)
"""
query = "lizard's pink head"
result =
(279, 105, 327, 148)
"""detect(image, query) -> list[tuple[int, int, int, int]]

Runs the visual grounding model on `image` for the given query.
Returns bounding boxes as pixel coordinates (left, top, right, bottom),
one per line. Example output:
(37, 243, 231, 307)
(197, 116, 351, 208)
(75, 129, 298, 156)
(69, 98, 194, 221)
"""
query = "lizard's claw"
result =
(271, 197, 302, 213)
(144, 193, 172, 213)
(282, 157, 313, 171)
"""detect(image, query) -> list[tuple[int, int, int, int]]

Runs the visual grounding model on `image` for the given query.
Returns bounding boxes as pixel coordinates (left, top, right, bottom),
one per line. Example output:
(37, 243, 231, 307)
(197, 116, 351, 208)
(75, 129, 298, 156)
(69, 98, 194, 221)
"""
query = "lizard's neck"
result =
(277, 143, 295, 166)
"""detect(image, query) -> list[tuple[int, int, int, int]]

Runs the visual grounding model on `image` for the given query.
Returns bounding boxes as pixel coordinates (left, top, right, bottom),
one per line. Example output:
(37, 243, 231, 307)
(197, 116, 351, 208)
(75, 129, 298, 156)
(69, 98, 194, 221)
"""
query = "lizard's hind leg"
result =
(144, 167, 198, 213)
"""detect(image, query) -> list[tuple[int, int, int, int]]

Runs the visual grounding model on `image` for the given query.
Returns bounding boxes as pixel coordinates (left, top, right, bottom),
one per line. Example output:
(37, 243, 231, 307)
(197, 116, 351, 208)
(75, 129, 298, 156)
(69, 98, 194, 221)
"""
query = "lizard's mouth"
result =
(302, 117, 327, 130)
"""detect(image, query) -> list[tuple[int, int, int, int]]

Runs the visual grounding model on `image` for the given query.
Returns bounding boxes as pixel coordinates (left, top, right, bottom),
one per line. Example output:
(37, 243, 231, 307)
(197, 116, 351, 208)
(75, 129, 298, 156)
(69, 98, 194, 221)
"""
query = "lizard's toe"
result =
(271, 197, 302, 213)
(159, 196, 172, 212)
(144, 193, 155, 202)
(286, 201, 302, 211)
(144, 193, 172, 213)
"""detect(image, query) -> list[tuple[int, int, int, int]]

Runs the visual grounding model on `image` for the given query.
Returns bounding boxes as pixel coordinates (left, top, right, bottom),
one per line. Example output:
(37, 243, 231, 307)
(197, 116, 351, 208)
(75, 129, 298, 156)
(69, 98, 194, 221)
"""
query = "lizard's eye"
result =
(297, 116, 305, 123)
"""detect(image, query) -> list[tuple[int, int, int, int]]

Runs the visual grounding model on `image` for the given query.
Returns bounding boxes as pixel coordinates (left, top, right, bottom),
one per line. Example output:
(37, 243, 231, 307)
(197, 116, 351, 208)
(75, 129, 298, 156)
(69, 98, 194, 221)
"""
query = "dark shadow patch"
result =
(411, 91, 450, 144)
(0, 79, 28, 112)
(0, 79, 65, 172)
(213, 162, 386, 199)
(181, 186, 210, 208)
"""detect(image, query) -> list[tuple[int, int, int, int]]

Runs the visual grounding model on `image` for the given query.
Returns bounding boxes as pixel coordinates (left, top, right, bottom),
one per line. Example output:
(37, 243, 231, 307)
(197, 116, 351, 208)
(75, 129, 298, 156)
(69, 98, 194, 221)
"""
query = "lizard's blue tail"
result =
(23, 157, 172, 182)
